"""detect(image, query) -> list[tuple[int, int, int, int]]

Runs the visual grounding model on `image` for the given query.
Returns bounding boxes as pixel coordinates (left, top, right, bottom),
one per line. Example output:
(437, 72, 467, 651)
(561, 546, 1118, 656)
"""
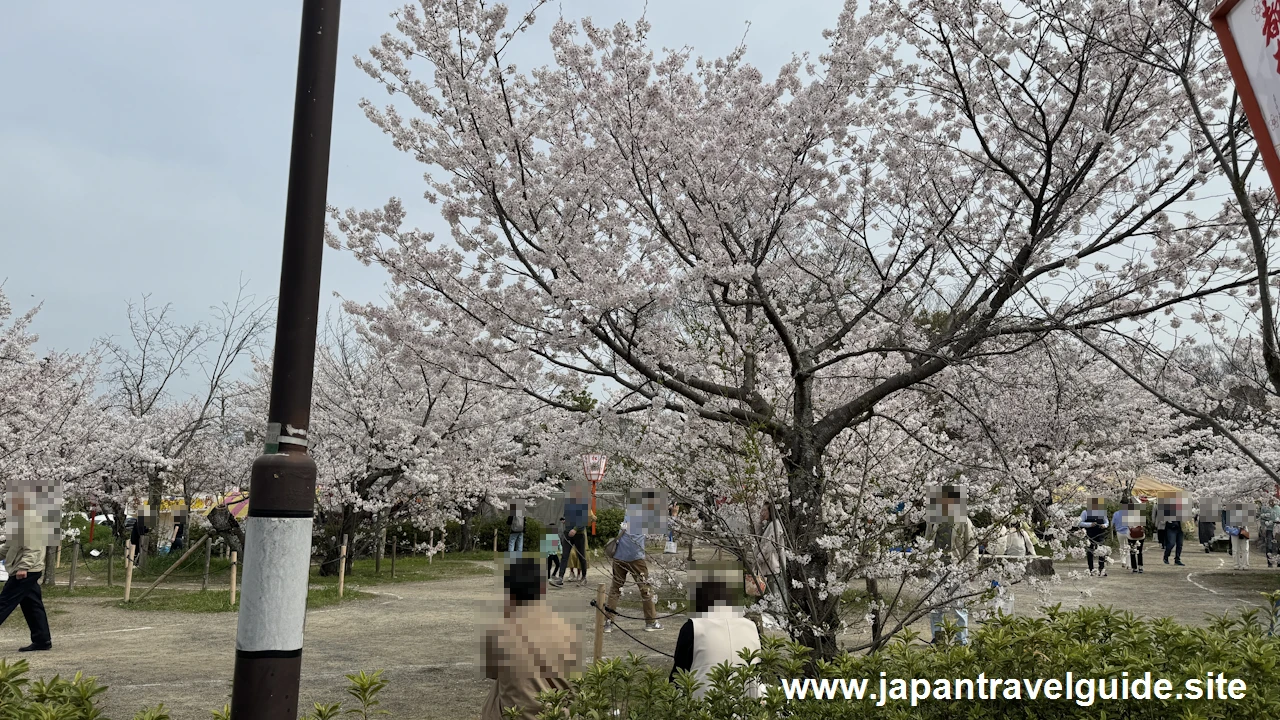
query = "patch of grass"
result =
(309, 554, 493, 586)
(1197, 570, 1280, 594)
(42, 584, 126, 599)
(117, 586, 372, 613)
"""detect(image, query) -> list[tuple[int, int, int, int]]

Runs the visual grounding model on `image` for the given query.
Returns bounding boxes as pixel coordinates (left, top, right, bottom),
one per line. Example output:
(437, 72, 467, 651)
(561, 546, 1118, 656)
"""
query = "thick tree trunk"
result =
(866, 577, 884, 650)
(784, 376, 842, 664)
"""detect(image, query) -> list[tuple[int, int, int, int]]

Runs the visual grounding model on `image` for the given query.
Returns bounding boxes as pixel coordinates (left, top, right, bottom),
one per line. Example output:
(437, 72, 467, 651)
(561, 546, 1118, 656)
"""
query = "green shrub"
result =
(0, 660, 388, 720)
(534, 596, 1280, 719)
(590, 507, 625, 548)
(0, 658, 168, 720)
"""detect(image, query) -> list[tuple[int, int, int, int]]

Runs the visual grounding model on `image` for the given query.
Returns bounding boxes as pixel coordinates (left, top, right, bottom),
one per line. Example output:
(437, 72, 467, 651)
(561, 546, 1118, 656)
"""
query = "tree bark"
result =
(783, 375, 841, 664)
(318, 504, 358, 576)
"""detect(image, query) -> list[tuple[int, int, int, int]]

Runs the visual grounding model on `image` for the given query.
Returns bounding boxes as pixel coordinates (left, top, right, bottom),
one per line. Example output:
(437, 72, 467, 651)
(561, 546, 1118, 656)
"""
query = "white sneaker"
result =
(645, 622, 662, 632)
(603, 620, 613, 633)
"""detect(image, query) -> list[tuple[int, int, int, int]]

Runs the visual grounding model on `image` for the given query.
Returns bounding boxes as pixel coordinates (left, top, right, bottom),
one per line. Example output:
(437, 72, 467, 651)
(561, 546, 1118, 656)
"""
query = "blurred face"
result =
(1120, 504, 1141, 527)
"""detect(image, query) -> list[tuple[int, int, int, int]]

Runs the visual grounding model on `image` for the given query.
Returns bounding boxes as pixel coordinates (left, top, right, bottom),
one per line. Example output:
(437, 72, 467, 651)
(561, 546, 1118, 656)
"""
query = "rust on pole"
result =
(230, 1, 342, 718)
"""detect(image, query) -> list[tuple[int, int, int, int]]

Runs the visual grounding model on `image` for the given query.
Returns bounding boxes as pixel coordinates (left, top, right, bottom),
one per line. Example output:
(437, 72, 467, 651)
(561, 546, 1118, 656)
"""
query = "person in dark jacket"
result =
(1077, 497, 1110, 576)
(129, 515, 150, 566)
(1161, 493, 1187, 566)
(551, 483, 590, 586)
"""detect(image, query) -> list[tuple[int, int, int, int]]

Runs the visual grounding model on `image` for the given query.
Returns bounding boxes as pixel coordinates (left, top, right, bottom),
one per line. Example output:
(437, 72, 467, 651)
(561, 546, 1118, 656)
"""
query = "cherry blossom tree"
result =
(97, 286, 271, 550)
(239, 310, 550, 574)
(1045, 0, 1280, 500)
(0, 288, 103, 525)
(327, 0, 1265, 656)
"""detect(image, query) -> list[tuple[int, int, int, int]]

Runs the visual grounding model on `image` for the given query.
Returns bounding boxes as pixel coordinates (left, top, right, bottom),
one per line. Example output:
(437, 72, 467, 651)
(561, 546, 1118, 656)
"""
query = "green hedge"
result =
(534, 598, 1280, 719)
(589, 507, 625, 548)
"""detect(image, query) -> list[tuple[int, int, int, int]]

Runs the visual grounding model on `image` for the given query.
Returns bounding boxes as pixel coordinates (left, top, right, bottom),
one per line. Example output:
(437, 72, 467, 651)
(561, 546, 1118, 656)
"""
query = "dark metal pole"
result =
(230, 2, 341, 718)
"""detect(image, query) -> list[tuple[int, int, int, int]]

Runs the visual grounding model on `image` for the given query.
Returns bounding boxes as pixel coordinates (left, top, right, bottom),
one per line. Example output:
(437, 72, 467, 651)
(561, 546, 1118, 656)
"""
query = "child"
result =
(541, 524, 562, 579)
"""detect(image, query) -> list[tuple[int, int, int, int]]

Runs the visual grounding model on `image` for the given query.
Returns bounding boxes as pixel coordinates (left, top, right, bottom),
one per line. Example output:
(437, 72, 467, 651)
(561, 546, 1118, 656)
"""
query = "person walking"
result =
(1264, 497, 1280, 568)
(0, 493, 53, 652)
(1225, 504, 1251, 570)
(506, 500, 526, 554)
(1162, 496, 1186, 566)
(1078, 497, 1109, 576)
(1227, 523, 1250, 569)
(542, 523, 562, 578)
(1110, 503, 1128, 571)
(551, 484, 590, 586)
(669, 576, 761, 699)
(481, 557, 579, 720)
(603, 495, 661, 632)
(1117, 500, 1146, 574)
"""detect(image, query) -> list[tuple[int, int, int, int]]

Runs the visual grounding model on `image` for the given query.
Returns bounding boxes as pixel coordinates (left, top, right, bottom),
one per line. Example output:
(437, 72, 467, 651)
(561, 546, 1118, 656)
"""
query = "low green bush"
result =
(589, 507, 624, 548)
(535, 596, 1280, 719)
(0, 660, 388, 720)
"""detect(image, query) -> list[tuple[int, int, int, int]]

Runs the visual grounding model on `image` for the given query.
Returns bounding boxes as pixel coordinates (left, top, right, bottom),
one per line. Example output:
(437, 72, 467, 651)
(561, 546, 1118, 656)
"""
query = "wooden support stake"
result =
(56, 544, 62, 569)
(202, 535, 213, 591)
(124, 545, 135, 602)
(375, 528, 384, 575)
(429, 530, 434, 564)
(107, 542, 114, 588)
(68, 541, 80, 592)
(391, 535, 397, 579)
(493, 527, 498, 553)
(229, 551, 238, 605)
(136, 536, 210, 602)
(593, 582, 607, 662)
(338, 534, 348, 599)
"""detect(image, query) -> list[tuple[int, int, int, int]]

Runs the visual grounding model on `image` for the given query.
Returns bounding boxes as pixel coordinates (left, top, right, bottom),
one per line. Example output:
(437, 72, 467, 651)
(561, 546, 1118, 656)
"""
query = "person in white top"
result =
(669, 569, 762, 699)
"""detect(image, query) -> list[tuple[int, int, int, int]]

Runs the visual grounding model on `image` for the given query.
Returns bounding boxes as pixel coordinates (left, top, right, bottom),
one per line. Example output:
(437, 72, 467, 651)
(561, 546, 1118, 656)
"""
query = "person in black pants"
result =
(1163, 519, 1185, 565)
(0, 511, 53, 652)
(1077, 498, 1109, 576)
(130, 515, 149, 566)
(551, 487, 590, 586)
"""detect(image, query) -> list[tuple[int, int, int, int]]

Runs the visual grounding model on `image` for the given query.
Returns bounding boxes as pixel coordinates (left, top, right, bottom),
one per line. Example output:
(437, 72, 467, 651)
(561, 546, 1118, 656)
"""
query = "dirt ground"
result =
(2, 547, 1277, 720)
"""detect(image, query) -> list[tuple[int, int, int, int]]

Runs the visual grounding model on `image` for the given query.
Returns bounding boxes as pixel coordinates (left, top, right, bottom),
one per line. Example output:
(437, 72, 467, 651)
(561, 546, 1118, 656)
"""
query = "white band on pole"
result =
(235, 517, 312, 652)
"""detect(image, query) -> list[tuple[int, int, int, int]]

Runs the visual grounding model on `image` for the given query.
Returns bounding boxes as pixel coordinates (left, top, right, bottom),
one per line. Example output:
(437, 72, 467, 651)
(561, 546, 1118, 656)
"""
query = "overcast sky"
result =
(0, 0, 839, 394)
